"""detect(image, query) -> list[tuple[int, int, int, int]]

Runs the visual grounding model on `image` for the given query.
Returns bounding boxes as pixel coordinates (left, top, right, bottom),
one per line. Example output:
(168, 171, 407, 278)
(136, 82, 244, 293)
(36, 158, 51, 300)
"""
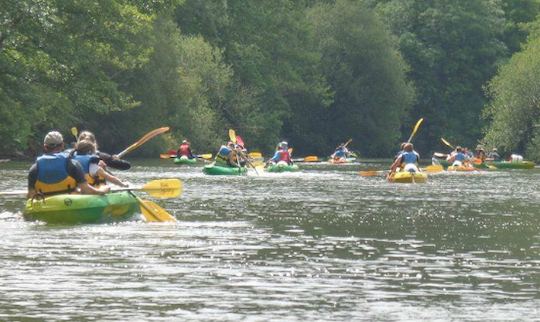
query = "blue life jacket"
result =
(401, 151, 418, 164)
(73, 153, 102, 186)
(334, 148, 346, 158)
(35, 153, 77, 194)
(454, 152, 466, 162)
(217, 146, 231, 159)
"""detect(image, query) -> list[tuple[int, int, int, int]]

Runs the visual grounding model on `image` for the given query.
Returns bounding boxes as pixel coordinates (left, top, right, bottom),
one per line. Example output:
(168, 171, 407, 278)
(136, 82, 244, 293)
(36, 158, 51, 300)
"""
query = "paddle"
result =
(0, 179, 182, 198)
(292, 155, 318, 162)
(441, 138, 455, 149)
(71, 127, 78, 139)
(117, 127, 170, 158)
(128, 192, 177, 222)
(407, 118, 424, 143)
(229, 129, 258, 175)
(359, 170, 387, 177)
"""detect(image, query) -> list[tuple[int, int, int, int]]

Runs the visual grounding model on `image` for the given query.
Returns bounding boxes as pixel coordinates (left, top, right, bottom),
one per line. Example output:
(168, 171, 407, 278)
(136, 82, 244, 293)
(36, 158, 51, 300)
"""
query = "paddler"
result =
(474, 145, 487, 163)
(446, 146, 467, 166)
(487, 148, 501, 161)
(331, 143, 350, 161)
(389, 142, 420, 176)
(215, 141, 238, 167)
(177, 139, 195, 159)
(268, 142, 293, 166)
(71, 139, 128, 187)
(77, 131, 131, 170)
(28, 131, 110, 198)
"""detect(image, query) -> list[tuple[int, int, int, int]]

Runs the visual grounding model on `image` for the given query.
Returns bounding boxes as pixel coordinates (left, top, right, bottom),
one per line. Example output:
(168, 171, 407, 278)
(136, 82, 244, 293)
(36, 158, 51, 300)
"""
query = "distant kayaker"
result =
(446, 146, 467, 166)
(72, 139, 128, 187)
(487, 148, 501, 161)
(177, 139, 195, 159)
(474, 145, 487, 163)
(268, 142, 293, 166)
(331, 143, 350, 161)
(28, 131, 110, 198)
(389, 143, 420, 175)
(215, 141, 239, 167)
(77, 131, 131, 170)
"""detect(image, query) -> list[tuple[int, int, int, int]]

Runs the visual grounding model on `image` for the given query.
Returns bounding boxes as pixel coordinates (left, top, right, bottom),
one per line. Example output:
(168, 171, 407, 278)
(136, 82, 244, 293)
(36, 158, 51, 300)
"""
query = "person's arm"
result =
(27, 163, 38, 199)
(69, 160, 109, 195)
(96, 167, 128, 187)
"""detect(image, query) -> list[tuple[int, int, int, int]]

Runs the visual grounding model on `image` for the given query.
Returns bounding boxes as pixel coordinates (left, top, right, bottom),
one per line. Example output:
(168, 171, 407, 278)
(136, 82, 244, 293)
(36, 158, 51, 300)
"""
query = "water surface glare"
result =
(0, 160, 539, 320)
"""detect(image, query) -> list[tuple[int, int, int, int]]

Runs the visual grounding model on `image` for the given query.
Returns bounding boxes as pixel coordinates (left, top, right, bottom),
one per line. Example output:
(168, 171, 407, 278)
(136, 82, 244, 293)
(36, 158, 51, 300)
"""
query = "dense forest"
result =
(1, 0, 540, 160)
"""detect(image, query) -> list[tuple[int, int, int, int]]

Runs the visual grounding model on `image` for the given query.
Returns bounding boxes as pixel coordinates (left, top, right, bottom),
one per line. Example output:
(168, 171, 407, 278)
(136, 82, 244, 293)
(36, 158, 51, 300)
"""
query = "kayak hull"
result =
(24, 191, 139, 224)
(486, 161, 535, 169)
(266, 164, 300, 172)
(447, 165, 476, 172)
(329, 157, 356, 164)
(173, 157, 197, 165)
(388, 171, 427, 183)
(203, 164, 247, 175)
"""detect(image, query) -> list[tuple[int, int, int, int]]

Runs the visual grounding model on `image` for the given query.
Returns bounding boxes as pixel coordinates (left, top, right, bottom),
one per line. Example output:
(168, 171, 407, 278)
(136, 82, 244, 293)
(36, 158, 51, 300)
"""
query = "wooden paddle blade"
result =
(142, 179, 182, 199)
(138, 198, 176, 222)
(117, 127, 170, 158)
(160, 153, 172, 159)
(303, 156, 318, 162)
(228, 129, 237, 144)
(359, 170, 385, 177)
(344, 138, 352, 147)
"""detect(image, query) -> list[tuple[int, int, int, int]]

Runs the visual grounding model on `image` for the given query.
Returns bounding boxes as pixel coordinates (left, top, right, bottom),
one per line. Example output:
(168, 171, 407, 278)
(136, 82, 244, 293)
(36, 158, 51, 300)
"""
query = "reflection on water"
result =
(0, 160, 539, 320)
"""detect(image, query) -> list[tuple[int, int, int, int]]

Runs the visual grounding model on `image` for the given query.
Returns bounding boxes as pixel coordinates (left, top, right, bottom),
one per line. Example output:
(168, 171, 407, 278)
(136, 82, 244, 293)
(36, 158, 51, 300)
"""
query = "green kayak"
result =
(266, 163, 300, 172)
(173, 157, 197, 165)
(203, 164, 248, 175)
(486, 161, 535, 169)
(24, 191, 139, 224)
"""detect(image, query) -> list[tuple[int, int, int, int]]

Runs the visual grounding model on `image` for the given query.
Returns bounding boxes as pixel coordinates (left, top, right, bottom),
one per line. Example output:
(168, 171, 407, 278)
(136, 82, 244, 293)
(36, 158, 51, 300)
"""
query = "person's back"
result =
(73, 139, 127, 187)
(178, 140, 194, 158)
(28, 131, 110, 198)
(215, 142, 234, 166)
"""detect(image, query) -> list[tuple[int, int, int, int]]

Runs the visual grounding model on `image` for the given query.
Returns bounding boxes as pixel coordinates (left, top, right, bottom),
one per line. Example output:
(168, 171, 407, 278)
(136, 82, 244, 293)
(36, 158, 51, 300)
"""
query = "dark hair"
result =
(75, 139, 96, 155)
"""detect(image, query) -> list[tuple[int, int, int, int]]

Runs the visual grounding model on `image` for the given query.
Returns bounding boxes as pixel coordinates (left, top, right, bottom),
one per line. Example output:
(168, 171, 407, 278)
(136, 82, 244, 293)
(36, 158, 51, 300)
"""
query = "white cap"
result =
(44, 131, 64, 147)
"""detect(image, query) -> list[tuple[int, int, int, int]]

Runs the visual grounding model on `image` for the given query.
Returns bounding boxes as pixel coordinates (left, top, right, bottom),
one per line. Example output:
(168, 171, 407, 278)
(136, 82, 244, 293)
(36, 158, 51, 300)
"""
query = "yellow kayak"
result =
(447, 165, 476, 172)
(388, 171, 427, 183)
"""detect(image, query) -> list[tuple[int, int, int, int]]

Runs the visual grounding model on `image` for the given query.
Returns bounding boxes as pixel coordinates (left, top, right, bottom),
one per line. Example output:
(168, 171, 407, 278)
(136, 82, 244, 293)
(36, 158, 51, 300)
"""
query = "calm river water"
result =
(0, 159, 539, 320)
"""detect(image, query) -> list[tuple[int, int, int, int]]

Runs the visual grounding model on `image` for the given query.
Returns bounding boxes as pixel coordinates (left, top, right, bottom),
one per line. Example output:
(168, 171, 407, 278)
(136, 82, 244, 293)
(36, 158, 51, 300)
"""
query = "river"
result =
(0, 159, 539, 320)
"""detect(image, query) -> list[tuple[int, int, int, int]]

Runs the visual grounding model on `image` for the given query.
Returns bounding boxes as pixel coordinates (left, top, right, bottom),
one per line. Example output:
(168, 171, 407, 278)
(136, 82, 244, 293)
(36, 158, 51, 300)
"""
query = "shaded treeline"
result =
(1, 0, 540, 160)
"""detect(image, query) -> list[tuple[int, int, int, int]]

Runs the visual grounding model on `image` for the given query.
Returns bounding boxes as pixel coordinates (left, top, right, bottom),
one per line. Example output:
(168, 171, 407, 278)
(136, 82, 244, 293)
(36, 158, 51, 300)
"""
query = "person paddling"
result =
(268, 142, 293, 166)
(177, 139, 195, 159)
(28, 131, 110, 199)
(473, 145, 487, 164)
(446, 146, 467, 167)
(72, 139, 128, 188)
(215, 141, 240, 167)
(77, 131, 131, 170)
(388, 143, 420, 177)
(487, 148, 501, 161)
(331, 143, 350, 161)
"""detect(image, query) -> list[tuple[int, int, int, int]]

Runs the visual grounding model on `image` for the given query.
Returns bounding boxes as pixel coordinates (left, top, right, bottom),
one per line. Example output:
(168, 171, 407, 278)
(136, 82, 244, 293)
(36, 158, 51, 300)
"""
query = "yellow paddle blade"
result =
(138, 198, 176, 222)
(71, 127, 78, 139)
(249, 152, 262, 158)
(407, 118, 424, 142)
(441, 138, 454, 149)
(142, 179, 182, 199)
(228, 129, 237, 144)
(304, 155, 318, 162)
(198, 153, 213, 159)
(424, 165, 444, 173)
(359, 170, 385, 177)
(117, 127, 170, 158)
(251, 159, 265, 167)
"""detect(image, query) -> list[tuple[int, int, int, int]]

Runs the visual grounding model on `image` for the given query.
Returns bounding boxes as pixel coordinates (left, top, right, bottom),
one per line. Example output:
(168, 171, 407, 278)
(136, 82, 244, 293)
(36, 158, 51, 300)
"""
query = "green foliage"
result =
(305, 0, 414, 156)
(372, 0, 508, 153)
(483, 35, 540, 160)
